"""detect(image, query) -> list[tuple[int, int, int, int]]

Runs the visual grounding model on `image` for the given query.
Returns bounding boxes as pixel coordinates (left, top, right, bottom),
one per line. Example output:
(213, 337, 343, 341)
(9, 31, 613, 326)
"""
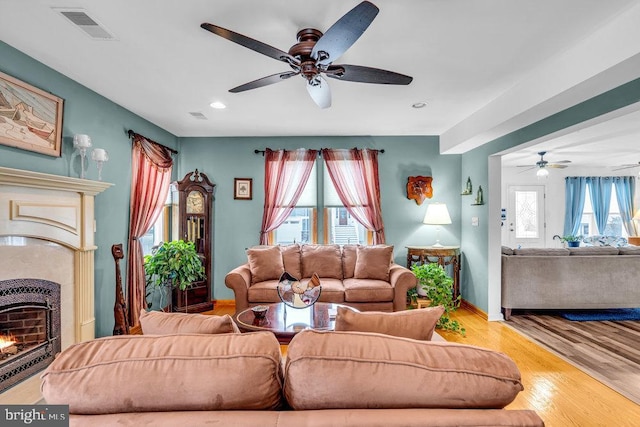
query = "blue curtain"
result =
(613, 176, 636, 236)
(587, 177, 613, 234)
(564, 177, 587, 236)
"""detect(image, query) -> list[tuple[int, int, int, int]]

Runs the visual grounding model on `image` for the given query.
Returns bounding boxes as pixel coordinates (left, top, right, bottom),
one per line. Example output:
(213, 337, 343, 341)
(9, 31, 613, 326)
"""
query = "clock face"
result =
(186, 191, 204, 214)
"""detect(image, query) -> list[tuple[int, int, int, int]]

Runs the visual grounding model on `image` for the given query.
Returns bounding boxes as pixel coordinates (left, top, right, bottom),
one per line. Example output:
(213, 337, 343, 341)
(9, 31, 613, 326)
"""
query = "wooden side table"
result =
(406, 246, 461, 300)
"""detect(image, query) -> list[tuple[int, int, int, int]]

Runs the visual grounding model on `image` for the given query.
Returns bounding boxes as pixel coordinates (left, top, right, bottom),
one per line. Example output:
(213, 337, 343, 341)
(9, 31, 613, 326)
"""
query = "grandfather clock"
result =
(174, 169, 214, 312)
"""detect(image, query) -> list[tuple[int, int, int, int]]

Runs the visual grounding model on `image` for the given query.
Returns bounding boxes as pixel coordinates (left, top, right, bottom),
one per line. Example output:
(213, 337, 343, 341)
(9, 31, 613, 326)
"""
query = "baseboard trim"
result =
(460, 299, 488, 320)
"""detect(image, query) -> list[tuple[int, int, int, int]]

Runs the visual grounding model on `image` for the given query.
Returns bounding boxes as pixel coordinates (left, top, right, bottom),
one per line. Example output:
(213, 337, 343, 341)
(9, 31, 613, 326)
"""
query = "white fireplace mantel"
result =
(0, 166, 112, 342)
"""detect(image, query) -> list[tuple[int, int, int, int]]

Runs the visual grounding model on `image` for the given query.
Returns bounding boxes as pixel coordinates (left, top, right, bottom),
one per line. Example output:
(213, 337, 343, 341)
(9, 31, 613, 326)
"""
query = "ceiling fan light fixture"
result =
(536, 167, 549, 178)
(210, 101, 226, 109)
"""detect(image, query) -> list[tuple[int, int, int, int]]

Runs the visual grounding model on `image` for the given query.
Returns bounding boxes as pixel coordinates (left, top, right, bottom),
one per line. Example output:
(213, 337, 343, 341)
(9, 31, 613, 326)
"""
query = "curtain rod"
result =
(254, 148, 385, 156)
(128, 130, 178, 155)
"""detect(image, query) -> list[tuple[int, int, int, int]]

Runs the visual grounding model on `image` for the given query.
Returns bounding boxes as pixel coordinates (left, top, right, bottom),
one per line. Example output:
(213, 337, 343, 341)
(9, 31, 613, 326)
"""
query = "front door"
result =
(507, 185, 546, 248)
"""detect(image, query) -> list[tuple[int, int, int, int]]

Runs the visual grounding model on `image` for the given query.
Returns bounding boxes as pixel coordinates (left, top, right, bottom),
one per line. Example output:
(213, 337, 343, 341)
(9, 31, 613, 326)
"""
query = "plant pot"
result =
(567, 241, 580, 248)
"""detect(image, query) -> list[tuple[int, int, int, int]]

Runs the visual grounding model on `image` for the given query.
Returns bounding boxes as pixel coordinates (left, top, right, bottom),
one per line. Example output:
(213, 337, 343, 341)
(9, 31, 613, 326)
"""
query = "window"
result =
(580, 191, 627, 238)
(270, 161, 371, 245)
(141, 183, 177, 255)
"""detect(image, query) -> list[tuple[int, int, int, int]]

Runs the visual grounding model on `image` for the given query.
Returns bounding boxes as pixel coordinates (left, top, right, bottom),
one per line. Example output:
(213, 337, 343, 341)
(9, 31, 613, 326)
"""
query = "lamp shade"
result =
(423, 203, 452, 225)
(536, 167, 549, 178)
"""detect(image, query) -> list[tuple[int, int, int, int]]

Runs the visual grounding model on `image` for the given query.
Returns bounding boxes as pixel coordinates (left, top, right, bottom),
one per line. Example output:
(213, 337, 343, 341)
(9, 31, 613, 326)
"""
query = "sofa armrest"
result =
(389, 264, 417, 311)
(224, 263, 252, 313)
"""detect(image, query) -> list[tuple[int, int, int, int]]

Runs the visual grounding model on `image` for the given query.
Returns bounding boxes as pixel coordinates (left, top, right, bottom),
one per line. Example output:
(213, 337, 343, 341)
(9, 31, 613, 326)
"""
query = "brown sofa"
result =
(225, 244, 417, 313)
(41, 330, 544, 426)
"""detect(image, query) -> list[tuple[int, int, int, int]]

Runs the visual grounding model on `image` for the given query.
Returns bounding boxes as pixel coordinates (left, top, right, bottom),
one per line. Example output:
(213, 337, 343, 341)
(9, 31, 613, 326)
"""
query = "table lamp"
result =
(423, 203, 452, 247)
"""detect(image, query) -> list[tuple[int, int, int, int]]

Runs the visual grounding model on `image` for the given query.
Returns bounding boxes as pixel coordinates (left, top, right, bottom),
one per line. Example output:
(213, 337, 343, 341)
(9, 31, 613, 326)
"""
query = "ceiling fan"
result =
(200, 1, 412, 108)
(612, 161, 640, 172)
(517, 151, 571, 177)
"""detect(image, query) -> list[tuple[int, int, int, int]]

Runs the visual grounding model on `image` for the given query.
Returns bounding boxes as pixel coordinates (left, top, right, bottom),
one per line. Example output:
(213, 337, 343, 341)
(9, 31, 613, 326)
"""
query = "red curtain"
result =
(322, 148, 385, 244)
(126, 134, 173, 327)
(260, 148, 318, 244)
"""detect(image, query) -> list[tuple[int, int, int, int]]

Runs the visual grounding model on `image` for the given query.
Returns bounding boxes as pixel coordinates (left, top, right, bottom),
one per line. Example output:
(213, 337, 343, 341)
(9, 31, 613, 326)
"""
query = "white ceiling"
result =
(2, 0, 640, 164)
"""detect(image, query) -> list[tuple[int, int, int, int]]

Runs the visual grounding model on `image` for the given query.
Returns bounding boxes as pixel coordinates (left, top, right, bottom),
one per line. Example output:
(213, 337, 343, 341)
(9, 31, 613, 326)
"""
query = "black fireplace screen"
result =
(0, 278, 61, 393)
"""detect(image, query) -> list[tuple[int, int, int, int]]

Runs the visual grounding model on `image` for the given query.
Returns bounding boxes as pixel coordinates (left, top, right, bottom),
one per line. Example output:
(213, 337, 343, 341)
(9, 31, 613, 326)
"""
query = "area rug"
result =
(505, 311, 640, 405)
(560, 308, 640, 321)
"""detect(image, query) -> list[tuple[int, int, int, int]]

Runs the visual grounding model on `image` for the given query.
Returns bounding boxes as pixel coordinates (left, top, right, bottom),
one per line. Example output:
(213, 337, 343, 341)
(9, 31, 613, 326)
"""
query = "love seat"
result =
(225, 244, 417, 313)
(41, 329, 544, 426)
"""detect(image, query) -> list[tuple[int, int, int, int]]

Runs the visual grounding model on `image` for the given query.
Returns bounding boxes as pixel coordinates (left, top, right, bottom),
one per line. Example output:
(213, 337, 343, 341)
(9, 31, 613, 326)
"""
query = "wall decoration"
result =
(234, 178, 252, 200)
(406, 175, 433, 205)
(461, 176, 472, 195)
(472, 185, 484, 205)
(0, 71, 64, 157)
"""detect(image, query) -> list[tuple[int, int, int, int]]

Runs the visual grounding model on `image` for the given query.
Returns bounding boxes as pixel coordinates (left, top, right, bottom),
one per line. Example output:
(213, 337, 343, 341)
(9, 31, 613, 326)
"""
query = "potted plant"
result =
(411, 263, 465, 335)
(553, 234, 583, 247)
(144, 240, 205, 312)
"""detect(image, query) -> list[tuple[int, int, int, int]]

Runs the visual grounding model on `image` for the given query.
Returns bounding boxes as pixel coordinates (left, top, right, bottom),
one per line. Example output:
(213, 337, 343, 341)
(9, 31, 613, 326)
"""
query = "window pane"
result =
(323, 166, 343, 207)
(296, 163, 317, 206)
(327, 207, 367, 245)
(514, 191, 538, 238)
(273, 207, 313, 245)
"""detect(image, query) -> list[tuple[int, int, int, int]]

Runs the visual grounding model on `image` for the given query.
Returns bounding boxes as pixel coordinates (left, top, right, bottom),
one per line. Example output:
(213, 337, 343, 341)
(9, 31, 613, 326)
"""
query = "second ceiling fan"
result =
(201, 1, 412, 108)
(517, 151, 571, 177)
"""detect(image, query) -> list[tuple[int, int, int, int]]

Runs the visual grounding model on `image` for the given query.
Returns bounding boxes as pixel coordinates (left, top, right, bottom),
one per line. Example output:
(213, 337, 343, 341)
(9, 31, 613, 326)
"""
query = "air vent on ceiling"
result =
(189, 112, 208, 120)
(54, 8, 115, 40)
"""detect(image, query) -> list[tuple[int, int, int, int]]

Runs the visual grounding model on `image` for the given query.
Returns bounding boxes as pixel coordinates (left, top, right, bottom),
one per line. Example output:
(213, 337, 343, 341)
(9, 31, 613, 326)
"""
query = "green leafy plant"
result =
(411, 263, 465, 335)
(553, 234, 582, 243)
(144, 240, 205, 310)
(406, 286, 419, 307)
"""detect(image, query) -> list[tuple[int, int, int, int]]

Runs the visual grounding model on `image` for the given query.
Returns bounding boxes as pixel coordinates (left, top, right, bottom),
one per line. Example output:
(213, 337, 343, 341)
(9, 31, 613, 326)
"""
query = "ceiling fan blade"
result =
(612, 163, 640, 171)
(547, 164, 568, 169)
(229, 71, 299, 93)
(553, 160, 572, 164)
(517, 166, 536, 173)
(201, 23, 297, 64)
(306, 76, 331, 109)
(311, 1, 379, 66)
(325, 64, 412, 85)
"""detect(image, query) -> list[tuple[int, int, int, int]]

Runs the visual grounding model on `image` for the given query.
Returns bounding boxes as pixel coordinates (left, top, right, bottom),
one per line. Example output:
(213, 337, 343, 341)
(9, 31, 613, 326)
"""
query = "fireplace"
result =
(0, 279, 61, 394)
(0, 167, 110, 402)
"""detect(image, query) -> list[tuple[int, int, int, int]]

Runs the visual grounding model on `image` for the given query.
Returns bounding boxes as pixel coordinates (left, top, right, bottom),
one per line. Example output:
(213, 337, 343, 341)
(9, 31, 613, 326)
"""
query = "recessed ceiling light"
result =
(412, 101, 427, 109)
(210, 101, 226, 109)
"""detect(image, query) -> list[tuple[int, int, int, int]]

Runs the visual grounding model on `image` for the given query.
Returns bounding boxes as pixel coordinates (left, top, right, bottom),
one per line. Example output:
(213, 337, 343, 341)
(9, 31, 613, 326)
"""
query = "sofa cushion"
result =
(41, 333, 284, 414)
(280, 244, 302, 280)
(354, 245, 393, 281)
(342, 244, 358, 279)
(247, 246, 285, 284)
(284, 330, 523, 410)
(139, 310, 240, 335)
(315, 278, 345, 303)
(247, 280, 282, 303)
(343, 278, 394, 302)
(569, 246, 619, 256)
(513, 248, 570, 256)
(301, 244, 343, 279)
(334, 306, 444, 340)
(618, 245, 640, 255)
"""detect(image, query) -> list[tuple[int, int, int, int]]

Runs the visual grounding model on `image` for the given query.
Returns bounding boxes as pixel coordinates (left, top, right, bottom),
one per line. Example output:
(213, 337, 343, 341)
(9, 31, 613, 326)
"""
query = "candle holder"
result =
(91, 148, 109, 181)
(73, 134, 92, 179)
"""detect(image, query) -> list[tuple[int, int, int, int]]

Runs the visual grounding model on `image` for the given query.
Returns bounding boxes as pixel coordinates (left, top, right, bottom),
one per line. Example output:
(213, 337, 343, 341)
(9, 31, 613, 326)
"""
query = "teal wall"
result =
(1, 41, 461, 337)
(0, 41, 178, 337)
(460, 77, 640, 312)
(178, 136, 461, 301)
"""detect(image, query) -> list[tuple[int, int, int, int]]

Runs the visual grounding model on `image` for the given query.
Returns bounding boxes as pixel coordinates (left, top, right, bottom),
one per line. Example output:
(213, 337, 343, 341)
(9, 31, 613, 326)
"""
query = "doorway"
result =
(506, 185, 546, 248)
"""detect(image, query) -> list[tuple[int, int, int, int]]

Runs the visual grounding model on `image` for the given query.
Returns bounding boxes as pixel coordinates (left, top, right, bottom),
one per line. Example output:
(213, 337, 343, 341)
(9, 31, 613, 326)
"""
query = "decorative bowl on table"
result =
(277, 271, 321, 308)
(251, 305, 269, 320)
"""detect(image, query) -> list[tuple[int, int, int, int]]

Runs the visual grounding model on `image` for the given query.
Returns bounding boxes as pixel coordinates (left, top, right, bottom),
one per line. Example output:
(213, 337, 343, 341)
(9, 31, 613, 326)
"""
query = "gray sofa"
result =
(501, 246, 640, 319)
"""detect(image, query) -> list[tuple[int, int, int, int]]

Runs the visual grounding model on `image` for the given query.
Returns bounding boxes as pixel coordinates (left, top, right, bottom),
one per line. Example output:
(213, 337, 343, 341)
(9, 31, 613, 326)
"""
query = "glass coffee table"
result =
(234, 302, 347, 344)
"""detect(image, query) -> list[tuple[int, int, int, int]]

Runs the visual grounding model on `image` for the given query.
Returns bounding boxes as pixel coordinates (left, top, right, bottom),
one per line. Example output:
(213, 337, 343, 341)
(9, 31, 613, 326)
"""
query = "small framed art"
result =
(234, 178, 252, 200)
(0, 71, 64, 157)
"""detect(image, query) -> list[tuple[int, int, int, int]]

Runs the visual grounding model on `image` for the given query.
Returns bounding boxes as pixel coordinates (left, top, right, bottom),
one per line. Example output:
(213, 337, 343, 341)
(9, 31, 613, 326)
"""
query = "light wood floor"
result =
(212, 304, 640, 426)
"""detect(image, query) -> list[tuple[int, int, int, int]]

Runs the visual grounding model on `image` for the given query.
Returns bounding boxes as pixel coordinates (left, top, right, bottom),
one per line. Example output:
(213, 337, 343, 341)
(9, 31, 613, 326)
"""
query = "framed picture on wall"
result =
(0, 71, 64, 157)
(234, 178, 252, 200)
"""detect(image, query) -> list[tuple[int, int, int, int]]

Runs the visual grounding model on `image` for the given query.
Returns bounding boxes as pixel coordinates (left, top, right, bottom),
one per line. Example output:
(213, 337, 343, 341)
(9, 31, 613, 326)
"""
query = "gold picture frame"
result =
(0, 71, 64, 157)
(234, 178, 252, 200)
